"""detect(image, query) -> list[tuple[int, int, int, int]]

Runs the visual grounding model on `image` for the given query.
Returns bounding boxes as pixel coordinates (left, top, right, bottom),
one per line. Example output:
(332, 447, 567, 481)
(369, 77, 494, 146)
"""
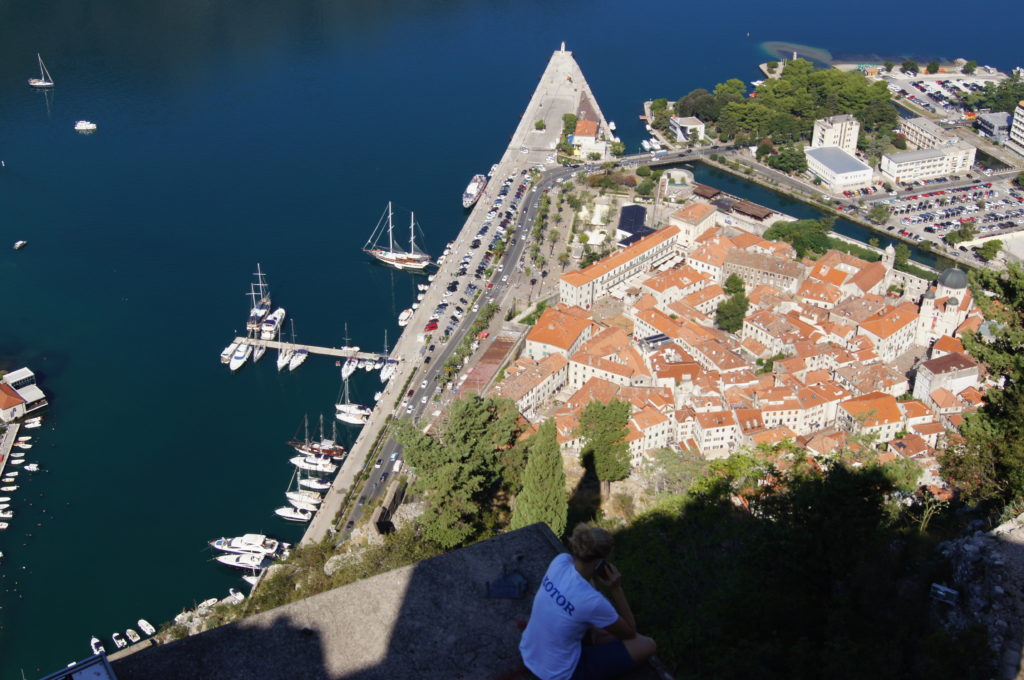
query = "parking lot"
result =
(884, 73, 1003, 118)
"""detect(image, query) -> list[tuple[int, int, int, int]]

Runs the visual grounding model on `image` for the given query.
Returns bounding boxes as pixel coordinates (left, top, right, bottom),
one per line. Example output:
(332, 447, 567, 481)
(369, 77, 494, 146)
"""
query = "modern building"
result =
(669, 116, 705, 143)
(1008, 101, 1024, 158)
(899, 116, 957, 149)
(559, 225, 681, 309)
(811, 115, 860, 155)
(976, 111, 1012, 144)
(880, 144, 976, 184)
(804, 146, 873, 191)
(0, 367, 47, 423)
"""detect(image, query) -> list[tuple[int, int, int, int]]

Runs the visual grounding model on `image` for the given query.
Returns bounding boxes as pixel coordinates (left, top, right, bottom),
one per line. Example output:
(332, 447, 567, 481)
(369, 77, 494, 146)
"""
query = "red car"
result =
(424, 322, 438, 332)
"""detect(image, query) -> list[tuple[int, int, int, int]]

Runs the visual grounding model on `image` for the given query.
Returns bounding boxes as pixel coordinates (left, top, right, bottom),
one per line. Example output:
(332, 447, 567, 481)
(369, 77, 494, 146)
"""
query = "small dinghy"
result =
(125, 629, 141, 644)
(90, 637, 106, 655)
(138, 619, 156, 636)
(0, 522, 8, 530)
(112, 632, 127, 649)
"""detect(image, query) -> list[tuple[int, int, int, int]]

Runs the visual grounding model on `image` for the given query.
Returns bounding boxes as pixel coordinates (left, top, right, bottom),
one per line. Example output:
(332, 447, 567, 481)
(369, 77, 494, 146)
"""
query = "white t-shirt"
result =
(520, 553, 619, 680)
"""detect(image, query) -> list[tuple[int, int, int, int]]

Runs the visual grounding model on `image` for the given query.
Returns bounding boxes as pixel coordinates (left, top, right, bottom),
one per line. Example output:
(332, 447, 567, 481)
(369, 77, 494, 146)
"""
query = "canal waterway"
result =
(0, 0, 1015, 674)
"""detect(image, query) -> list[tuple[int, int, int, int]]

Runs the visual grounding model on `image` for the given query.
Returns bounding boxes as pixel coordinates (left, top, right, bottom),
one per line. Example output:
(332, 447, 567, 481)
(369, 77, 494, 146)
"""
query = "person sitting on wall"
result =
(519, 523, 657, 680)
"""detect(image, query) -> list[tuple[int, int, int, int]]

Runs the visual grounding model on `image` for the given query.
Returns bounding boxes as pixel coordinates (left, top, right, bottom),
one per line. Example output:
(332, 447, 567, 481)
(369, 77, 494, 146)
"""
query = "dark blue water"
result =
(0, 0, 1014, 674)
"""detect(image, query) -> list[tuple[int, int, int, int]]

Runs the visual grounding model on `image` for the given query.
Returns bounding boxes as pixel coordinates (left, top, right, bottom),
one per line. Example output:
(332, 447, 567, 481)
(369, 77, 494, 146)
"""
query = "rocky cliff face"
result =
(939, 513, 1024, 679)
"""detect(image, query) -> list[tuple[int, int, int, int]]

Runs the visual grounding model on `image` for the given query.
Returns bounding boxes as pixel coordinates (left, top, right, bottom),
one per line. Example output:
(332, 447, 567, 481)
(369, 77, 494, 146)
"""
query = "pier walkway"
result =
(231, 337, 389, 363)
(0, 422, 21, 480)
(300, 44, 606, 546)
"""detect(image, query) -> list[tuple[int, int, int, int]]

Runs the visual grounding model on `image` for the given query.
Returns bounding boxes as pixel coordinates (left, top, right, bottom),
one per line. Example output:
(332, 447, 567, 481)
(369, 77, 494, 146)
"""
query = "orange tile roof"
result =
(671, 203, 717, 225)
(574, 119, 599, 137)
(526, 306, 592, 350)
(0, 384, 24, 409)
(899, 400, 933, 420)
(751, 426, 797, 446)
(696, 410, 736, 430)
(633, 293, 659, 312)
(932, 335, 965, 355)
(847, 260, 888, 293)
(930, 388, 957, 409)
(561, 225, 680, 288)
(632, 406, 669, 430)
(859, 302, 918, 340)
(683, 284, 724, 308)
(798, 279, 842, 305)
(839, 391, 902, 426)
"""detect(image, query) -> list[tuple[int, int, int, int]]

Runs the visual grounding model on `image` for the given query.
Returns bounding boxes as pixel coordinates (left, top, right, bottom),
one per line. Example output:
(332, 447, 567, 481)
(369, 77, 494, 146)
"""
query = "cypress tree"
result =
(511, 420, 568, 537)
(577, 399, 632, 496)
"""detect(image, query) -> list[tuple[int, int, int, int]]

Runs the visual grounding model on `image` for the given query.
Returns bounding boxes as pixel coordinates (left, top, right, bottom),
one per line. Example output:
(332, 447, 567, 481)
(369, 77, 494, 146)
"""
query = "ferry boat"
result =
(398, 308, 414, 327)
(363, 202, 432, 270)
(209, 534, 287, 557)
(462, 174, 488, 209)
(74, 120, 97, 133)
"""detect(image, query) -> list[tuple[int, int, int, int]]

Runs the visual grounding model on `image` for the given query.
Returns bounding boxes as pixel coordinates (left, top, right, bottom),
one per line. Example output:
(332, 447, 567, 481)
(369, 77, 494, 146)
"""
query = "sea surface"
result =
(0, 0, 1016, 674)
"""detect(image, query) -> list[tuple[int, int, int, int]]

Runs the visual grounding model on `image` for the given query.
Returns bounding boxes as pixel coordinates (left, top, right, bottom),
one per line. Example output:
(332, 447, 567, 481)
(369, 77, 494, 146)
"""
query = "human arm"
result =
(596, 562, 637, 640)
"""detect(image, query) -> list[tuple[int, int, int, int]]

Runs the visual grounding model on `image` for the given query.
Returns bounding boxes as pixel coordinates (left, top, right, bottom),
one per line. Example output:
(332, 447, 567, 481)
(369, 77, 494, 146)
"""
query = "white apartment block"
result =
(899, 117, 956, 149)
(880, 144, 975, 184)
(812, 115, 860, 155)
(559, 226, 681, 309)
(1008, 101, 1024, 158)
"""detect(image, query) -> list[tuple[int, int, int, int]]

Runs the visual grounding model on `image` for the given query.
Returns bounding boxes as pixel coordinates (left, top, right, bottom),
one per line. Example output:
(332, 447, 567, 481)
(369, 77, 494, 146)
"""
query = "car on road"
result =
(374, 458, 382, 468)
(358, 495, 367, 505)
(421, 395, 428, 404)
(346, 520, 355, 530)
(421, 379, 428, 389)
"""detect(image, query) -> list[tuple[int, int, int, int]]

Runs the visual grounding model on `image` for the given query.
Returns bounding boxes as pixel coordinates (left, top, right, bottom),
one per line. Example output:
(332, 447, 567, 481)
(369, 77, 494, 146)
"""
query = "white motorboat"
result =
(374, 391, 382, 402)
(0, 522, 8, 530)
(229, 342, 251, 371)
(246, 264, 272, 332)
(0, 497, 10, 502)
(298, 476, 331, 491)
(9, 459, 23, 466)
(0, 510, 13, 519)
(374, 359, 385, 370)
(286, 489, 322, 506)
(220, 341, 239, 364)
(90, 637, 106, 655)
(380, 361, 397, 383)
(13, 240, 28, 251)
(28, 53, 54, 88)
(417, 283, 429, 292)
(275, 506, 312, 522)
(24, 464, 39, 472)
(15, 443, 31, 449)
(4, 471, 18, 477)
(242, 572, 262, 587)
(209, 533, 286, 557)
(289, 456, 337, 474)
(398, 308, 414, 327)
(199, 598, 219, 609)
(138, 620, 156, 636)
(112, 632, 127, 650)
(260, 307, 286, 340)
(126, 629, 141, 644)
(11, 452, 24, 459)
(0, 486, 17, 492)
(287, 496, 318, 513)
(363, 202, 433, 270)
(216, 553, 268, 570)
(17, 436, 31, 442)
(0, 504, 10, 511)
(74, 120, 97, 133)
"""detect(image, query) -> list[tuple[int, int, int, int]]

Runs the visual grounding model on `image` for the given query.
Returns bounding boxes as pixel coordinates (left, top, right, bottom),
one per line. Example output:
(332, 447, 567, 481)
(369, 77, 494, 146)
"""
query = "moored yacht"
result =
(398, 308, 414, 327)
(298, 476, 332, 491)
(112, 633, 127, 650)
(286, 489, 322, 506)
(126, 629, 141, 644)
(287, 496, 318, 513)
(260, 308, 286, 340)
(138, 620, 156, 636)
(220, 341, 239, 364)
(288, 348, 308, 371)
(90, 637, 106, 655)
(209, 533, 287, 557)
(216, 553, 269, 570)
(290, 456, 337, 474)
(462, 174, 488, 209)
(274, 506, 312, 522)
(363, 202, 432, 270)
(246, 264, 272, 332)
(229, 342, 251, 371)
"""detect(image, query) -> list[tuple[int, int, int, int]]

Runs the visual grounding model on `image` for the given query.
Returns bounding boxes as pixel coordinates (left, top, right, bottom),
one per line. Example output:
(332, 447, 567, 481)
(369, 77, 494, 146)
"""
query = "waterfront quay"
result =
(230, 337, 387, 363)
(301, 45, 608, 545)
(0, 422, 20, 480)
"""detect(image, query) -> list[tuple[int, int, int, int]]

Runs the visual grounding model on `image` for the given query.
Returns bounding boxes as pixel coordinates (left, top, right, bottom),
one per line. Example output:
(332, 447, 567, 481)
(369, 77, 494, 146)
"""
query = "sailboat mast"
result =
(410, 212, 416, 253)
(387, 202, 394, 253)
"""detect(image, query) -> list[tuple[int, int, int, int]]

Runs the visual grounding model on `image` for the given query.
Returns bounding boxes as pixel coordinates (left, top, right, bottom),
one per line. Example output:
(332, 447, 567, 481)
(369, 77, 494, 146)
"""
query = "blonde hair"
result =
(568, 524, 614, 562)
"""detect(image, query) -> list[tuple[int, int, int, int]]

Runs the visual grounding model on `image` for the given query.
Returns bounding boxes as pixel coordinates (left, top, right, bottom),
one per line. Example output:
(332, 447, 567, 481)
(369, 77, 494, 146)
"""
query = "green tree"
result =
(763, 217, 832, 257)
(892, 134, 908, 150)
(562, 113, 578, 135)
(636, 179, 655, 196)
(724, 272, 745, 296)
(963, 60, 977, 75)
(534, 119, 546, 131)
(394, 395, 526, 548)
(577, 399, 632, 496)
(976, 239, 1003, 262)
(866, 204, 891, 225)
(926, 60, 940, 74)
(894, 242, 910, 268)
(766, 61, 779, 73)
(635, 165, 652, 177)
(510, 420, 568, 536)
(715, 292, 749, 333)
(884, 61, 895, 72)
(714, 78, 747, 99)
(1015, 171, 1024, 189)
(643, 447, 710, 497)
(901, 60, 920, 74)
(610, 141, 625, 156)
(765, 144, 807, 173)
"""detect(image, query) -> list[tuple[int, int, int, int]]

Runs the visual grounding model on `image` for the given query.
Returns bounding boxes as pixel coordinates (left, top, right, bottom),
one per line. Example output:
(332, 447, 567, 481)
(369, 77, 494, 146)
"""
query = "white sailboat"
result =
(288, 319, 308, 371)
(287, 496, 318, 513)
(276, 325, 293, 371)
(298, 474, 332, 491)
(28, 53, 54, 88)
(363, 202, 432, 270)
(380, 360, 398, 383)
(335, 375, 371, 425)
(246, 264, 272, 332)
(289, 455, 337, 474)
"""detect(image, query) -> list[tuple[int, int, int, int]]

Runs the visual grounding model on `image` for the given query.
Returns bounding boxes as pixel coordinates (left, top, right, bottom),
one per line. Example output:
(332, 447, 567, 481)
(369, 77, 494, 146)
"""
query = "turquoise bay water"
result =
(0, 0, 1016, 674)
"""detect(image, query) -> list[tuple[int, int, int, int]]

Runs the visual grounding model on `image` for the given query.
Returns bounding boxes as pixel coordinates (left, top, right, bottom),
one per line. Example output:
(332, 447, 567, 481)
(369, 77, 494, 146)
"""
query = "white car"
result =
(421, 379, 428, 389)
(421, 395, 428, 404)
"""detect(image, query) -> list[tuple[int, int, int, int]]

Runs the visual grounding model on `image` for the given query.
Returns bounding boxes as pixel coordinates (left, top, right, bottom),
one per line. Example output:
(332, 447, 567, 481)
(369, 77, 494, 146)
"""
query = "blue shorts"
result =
(570, 640, 636, 680)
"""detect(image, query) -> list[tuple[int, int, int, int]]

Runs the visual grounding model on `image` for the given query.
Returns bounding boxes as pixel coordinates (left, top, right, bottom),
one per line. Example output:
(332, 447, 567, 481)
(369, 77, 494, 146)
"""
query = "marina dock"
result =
(300, 44, 606, 545)
(231, 337, 391, 363)
(0, 422, 21, 480)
